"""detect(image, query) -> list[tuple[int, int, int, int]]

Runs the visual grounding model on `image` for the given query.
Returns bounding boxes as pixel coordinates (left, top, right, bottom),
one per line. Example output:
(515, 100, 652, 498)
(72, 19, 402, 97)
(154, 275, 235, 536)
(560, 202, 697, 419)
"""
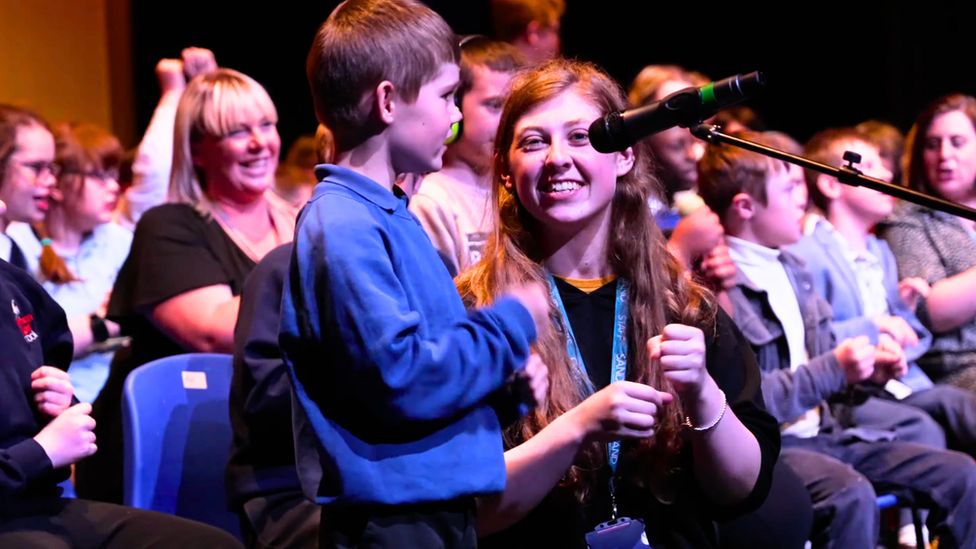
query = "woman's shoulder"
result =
(139, 202, 201, 223)
(879, 201, 932, 230)
(133, 203, 212, 239)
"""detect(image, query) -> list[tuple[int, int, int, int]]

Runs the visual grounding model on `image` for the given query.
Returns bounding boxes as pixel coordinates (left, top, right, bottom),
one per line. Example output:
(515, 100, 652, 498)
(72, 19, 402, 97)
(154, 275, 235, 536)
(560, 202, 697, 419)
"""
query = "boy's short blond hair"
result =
(307, 0, 457, 150)
(802, 127, 871, 212)
(698, 131, 801, 218)
(457, 37, 525, 101)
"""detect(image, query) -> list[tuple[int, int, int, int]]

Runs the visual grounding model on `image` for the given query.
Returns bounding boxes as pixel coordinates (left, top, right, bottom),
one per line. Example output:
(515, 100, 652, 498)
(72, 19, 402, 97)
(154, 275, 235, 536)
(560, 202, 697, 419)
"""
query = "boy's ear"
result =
(815, 174, 842, 201)
(375, 80, 396, 125)
(615, 147, 636, 177)
(729, 192, 756, 221)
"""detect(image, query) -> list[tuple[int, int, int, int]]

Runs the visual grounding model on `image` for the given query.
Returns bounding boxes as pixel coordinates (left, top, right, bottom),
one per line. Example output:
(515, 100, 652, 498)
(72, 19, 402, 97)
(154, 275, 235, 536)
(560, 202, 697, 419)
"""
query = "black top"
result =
(226, 243, 301, 509)
(552, 276, 616, 389)
(482, 280, 780, 549)
(76, 203, 256, 504)
(0, 259, 74, 517)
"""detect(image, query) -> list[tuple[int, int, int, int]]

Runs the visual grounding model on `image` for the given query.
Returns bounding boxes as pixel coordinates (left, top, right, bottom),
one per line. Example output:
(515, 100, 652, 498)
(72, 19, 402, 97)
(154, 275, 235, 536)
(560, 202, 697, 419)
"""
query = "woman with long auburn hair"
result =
(458, 59, 779, 547)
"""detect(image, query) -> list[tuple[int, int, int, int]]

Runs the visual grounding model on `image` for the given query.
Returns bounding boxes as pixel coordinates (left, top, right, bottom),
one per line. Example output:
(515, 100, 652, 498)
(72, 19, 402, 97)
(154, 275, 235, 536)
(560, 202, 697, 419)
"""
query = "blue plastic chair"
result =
(121, 353, 239, 538)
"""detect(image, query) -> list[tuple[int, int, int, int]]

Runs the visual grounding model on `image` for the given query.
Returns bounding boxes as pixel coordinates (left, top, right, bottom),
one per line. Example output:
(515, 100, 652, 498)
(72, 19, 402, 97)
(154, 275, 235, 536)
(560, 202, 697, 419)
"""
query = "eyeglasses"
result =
(61, 168, 120, 182)
(15, 160, 61, 178)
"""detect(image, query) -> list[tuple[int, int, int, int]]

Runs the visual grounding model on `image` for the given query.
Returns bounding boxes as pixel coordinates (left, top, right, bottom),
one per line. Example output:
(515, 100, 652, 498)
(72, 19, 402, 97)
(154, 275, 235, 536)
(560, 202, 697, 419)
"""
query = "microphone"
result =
(589, 71, 766, 153)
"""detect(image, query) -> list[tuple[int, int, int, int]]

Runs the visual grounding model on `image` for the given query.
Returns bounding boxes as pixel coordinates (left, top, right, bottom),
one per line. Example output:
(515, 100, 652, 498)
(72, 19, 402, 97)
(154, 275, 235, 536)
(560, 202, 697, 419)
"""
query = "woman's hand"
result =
(567, 381, 673, 443)
(648, 324, 708, 399)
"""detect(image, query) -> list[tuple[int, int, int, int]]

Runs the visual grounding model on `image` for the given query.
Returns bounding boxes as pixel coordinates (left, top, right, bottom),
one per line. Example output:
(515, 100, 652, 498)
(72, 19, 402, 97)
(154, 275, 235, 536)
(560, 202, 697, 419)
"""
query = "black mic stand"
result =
(689, 124, 976, 222)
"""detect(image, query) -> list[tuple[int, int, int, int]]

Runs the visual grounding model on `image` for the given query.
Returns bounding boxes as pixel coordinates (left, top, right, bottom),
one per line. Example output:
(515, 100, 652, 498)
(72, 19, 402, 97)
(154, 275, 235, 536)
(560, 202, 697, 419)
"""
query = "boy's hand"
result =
(668, 207, 724, 267)
(567, 381, 673, 443)
(898, 277, 930, 310)
(872, 335, 908, 383)
(699, 243, 737, 290)
(873, 315, 919, 349)
(515, 353, 548, 408)
(505, 282, 550, 338)
(33, 403, 97, 469)
(31, 366, 74, 417)
(648, 324, 709, 399)
(833, 336, 876, 384)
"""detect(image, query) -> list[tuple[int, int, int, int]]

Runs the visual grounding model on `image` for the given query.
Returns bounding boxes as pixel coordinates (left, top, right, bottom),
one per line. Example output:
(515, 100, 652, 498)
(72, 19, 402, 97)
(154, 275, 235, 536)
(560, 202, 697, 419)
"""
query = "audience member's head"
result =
(490, 0, 564, 64)
(855, 119, 904, 185)
(628, 65, 709, 199)
(803, 127, 894, 225)
(904, 93, 976, 204)
(699, 131, 806, 248)
(171, 68, 280, 213)
(0, 105, 56, 229)
(447, 36, 525, 175)
(307, 0, 458, 153)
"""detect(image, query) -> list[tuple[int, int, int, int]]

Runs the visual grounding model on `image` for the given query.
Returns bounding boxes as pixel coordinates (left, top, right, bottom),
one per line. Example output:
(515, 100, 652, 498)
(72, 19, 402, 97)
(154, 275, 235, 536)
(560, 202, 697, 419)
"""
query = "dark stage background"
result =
(130, 1, 974, 153)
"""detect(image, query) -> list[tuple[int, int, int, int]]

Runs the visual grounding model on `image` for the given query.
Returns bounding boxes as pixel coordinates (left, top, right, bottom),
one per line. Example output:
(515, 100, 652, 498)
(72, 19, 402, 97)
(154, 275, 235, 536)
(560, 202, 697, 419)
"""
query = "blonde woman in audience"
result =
(76, 68, 296, 504)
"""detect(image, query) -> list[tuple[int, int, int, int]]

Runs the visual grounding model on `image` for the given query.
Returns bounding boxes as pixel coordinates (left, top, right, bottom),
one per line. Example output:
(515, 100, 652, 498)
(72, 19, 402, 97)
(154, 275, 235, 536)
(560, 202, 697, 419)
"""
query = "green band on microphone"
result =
(700, 83, 717, 106)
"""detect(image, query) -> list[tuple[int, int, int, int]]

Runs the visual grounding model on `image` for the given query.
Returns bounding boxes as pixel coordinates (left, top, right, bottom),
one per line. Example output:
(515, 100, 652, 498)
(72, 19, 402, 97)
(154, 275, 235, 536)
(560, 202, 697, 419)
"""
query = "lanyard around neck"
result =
(546, 273, 630, 475)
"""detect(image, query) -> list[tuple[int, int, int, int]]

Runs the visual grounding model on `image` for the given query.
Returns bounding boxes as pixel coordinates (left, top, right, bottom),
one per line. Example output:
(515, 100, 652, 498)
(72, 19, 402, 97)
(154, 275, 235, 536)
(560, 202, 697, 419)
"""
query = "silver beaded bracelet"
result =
(683, 389, 727, 432)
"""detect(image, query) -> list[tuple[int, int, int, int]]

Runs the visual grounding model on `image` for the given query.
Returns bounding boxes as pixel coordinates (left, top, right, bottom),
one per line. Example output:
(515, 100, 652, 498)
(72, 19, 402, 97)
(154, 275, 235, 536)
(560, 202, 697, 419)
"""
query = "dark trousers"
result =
(319, 498, 476, 549)
(782, 435, 976, 549)
(0, 498, 241, 548)
(901, 385, 976, 455)
(240, 492, 319, 549)
(836, 395, 946, 448)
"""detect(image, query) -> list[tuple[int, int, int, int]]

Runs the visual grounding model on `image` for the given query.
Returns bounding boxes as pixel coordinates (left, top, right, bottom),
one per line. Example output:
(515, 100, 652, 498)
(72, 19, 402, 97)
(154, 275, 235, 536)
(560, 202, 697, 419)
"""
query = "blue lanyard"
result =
(546, 273, 630, 475)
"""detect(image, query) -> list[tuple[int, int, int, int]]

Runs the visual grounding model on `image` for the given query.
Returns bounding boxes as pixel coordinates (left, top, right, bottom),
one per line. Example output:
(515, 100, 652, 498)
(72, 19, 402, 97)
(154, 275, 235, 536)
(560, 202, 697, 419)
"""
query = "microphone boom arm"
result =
(690, 124, 976, 222)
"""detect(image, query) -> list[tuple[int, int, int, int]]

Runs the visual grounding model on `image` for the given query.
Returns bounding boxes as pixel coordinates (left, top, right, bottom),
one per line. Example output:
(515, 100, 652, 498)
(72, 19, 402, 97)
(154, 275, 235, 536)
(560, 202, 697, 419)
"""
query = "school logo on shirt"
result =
(11, 299, 37, 343)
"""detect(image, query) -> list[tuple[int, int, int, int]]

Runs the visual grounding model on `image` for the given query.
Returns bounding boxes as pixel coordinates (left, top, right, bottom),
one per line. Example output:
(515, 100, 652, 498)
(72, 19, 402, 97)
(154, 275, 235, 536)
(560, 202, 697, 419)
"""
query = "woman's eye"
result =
(518, 136, 545, 150)
(569, 130, 589, 144)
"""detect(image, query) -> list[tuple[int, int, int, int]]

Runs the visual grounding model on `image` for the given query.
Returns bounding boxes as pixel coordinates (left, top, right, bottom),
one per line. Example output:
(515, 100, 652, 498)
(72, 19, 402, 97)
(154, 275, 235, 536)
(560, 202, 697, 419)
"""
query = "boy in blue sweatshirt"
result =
(280, 1, 549, 547)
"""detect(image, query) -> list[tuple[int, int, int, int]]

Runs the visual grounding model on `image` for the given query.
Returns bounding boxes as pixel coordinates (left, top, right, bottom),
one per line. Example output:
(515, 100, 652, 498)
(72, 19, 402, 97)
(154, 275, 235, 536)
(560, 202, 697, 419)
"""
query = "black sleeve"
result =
(0, 260, 71, 502)
(703, 308, 781, 517)
(108, 204, 242, 318)
(227, 244, 297, 506)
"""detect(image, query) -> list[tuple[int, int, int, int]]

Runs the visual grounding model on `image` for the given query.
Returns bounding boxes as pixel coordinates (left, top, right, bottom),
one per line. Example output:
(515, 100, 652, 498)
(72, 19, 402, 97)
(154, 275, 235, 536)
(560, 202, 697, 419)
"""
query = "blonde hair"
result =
(170, 68, 278, 214)
(628, 64, 708, 108)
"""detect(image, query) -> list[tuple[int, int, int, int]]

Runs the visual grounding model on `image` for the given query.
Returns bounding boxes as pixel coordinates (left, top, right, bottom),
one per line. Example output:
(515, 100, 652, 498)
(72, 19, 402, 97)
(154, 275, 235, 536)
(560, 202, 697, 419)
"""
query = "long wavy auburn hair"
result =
(456, 59, 716, 500)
